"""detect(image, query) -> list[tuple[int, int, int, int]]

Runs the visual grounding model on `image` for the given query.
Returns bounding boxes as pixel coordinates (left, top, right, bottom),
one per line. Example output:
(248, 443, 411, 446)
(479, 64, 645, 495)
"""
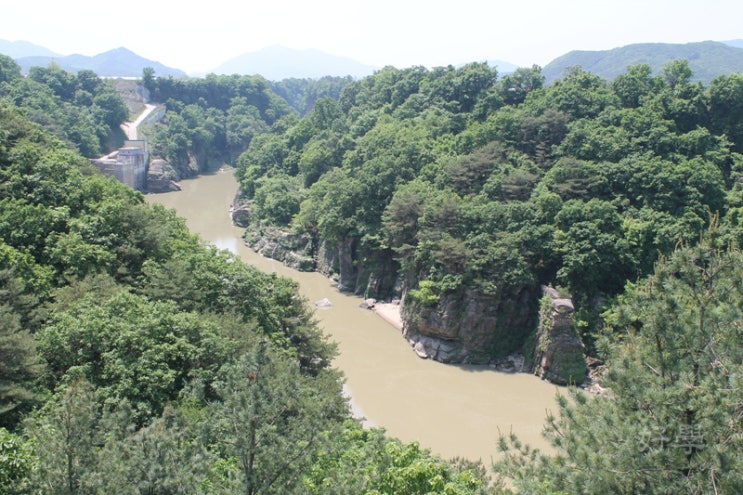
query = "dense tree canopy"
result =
(3, 55, 743, 493)
(235, 59, 743, 359)
(140, 70, 352, 178)
(0, 55, 128, 157)
(0, 79, 489, 492)
(495, 229, 743, 494)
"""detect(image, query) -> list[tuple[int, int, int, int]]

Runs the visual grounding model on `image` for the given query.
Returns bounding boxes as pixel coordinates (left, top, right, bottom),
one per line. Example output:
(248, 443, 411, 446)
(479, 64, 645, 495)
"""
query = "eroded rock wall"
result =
(402, 285, 538, 364)
(530, 286, 587, 385)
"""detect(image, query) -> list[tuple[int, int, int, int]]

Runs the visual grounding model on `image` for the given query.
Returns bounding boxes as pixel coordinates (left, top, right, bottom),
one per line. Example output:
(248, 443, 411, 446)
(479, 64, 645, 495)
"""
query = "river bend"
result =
(146, 168, 559, 462)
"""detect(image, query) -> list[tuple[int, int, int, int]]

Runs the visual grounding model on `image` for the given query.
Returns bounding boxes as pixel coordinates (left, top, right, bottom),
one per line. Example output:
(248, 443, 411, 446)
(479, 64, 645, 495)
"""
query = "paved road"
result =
(121, 104, 158, 140)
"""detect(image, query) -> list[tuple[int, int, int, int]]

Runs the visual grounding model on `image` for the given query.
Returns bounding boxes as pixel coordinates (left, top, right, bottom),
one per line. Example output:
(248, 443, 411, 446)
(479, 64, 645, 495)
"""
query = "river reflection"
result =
(146, 168, 560, 462)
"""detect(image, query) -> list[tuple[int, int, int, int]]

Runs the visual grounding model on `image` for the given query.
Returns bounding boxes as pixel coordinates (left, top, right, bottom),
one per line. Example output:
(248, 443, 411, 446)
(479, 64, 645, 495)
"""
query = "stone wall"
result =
(92, 140, 148, 191)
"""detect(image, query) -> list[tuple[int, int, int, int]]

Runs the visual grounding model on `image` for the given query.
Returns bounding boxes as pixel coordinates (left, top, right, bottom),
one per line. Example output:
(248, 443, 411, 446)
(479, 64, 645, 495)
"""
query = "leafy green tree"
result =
(611, 64, 659, 108)
(540, 66, 618, 119)
(91, 85, 129, 129)
(554, 198, 633, 298)
(372, 440, 489, 495)
(0, 427, 35, 493)
(141, 67, 155, 93)
(140, 243, 336, 376)
(0, 54, 22, 84)
(709, 73, 743, 152)
(497, 65, 545, 106)
(37, 290, 229, 423)
(226, 97, 269, 159)
(4, 65, 127, 156)
(253, 174, 304, 226)
(663, 59, 693, 89)
(305, 421, 491, 495)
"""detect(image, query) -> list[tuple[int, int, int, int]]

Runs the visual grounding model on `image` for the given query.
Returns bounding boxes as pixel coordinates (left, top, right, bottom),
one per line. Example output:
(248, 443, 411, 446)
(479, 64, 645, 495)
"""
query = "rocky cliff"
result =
(530, 286, 587, 385)
(241, 224, 316, 272)
(402, 285, 538, 364)
(231, 208, 586, 382)
(146, 158, 181, 193)
(315, 238, 398, 298)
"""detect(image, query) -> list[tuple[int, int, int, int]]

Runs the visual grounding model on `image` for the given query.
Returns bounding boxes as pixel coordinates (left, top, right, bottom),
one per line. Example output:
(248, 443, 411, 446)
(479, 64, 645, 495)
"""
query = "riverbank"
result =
(373, 302, 403, 331)
(147, 170, 560, 463)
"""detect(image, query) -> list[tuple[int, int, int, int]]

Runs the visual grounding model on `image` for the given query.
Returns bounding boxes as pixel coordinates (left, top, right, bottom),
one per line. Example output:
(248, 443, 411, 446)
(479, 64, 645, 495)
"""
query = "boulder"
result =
(414, 341, 429, 359)
(231, 203, 252, 227)
(359, 298, 377, 310)
(315, 298, 332, 308)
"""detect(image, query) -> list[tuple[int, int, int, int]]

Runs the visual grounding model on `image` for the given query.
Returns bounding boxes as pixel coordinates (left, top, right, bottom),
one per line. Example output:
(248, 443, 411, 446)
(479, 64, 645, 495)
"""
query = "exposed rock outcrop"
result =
(242, 224, 316, 272)
(359, 298, 377, 310)
(403, 286, 538, 364)
(316, 237, 398, 298)
(530, 286, 587, 385)
(404, 332, 464, 362)
(230, 203, 252, 228)
(146, 159, 181, 193)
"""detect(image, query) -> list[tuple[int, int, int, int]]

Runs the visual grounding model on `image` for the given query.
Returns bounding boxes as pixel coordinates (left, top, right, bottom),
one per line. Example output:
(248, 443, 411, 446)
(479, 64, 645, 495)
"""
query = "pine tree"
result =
(206, 340, 346, 495)
(495, 227, 743, 494)
(0, 270, 43, 426)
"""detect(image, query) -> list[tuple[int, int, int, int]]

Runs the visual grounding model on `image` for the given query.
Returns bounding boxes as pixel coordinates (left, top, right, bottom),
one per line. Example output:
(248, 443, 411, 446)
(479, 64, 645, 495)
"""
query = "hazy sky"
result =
(2, 0, 741, 74)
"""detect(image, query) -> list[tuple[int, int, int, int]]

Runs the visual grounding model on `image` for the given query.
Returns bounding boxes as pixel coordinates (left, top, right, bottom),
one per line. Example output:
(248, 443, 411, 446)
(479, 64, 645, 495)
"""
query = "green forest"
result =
(1, 49, 743, 493)
(232, 60, 743, 364)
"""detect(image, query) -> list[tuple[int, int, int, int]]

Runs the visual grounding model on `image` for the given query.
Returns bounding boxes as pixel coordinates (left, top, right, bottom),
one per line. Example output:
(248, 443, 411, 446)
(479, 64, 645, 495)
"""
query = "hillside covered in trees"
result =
(229, 58, 743, 492)
(2, 53, 743, 493)
(542, 40, 743, 84)
(0, 54, 128, 158)
(233, 60, 743, 366)
(138, 69, 354, 180)
(0, 67, 491, 492)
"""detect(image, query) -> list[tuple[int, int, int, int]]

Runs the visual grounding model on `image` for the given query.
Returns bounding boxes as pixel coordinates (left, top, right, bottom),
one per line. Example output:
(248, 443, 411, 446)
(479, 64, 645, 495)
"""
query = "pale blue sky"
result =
(2, 0, 741, 74)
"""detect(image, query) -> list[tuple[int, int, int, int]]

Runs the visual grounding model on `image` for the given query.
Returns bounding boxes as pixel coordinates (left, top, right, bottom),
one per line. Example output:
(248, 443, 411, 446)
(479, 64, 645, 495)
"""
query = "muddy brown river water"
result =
(146, 168, 560, 463)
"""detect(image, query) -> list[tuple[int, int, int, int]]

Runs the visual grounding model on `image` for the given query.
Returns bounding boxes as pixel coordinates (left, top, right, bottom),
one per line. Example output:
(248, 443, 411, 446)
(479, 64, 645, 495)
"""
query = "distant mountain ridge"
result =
(542, 40, 743, 83)
(1, 43, 186, 78)
(4, 38, 743, 82)
(210, 45, 378, 80)
(0, 39, 60, 59)
(484, 59, 518, 74)
(724, 39, 743, 49)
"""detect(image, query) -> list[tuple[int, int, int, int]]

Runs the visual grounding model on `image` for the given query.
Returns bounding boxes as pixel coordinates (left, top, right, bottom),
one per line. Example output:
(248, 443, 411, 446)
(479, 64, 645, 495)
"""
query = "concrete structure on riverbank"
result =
(92, 139, 148, 191)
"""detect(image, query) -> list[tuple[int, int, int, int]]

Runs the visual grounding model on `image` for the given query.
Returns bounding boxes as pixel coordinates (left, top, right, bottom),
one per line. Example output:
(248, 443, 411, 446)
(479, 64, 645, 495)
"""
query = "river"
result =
(146, 168, 560, 463)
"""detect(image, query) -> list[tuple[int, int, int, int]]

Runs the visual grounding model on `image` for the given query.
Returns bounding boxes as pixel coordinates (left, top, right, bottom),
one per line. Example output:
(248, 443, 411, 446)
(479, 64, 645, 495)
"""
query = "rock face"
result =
(316, 237, 398, 298)
(530, 286, 587, 385)
(242, 224, 316, 272)
(230, 203, 252, 228)
(146, 159, 181, 193)
(403, 286, 538, 364)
